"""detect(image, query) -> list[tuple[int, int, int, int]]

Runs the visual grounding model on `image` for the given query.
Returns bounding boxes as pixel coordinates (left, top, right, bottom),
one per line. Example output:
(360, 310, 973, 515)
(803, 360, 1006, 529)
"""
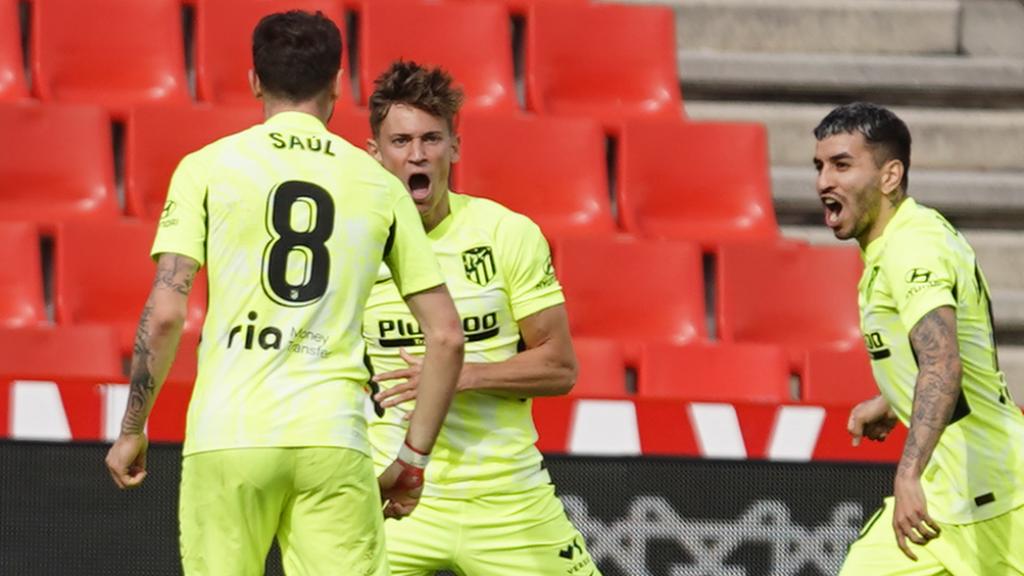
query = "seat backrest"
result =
(125, 104, 262, 219)
(525, 3, 680, 129)
(555, 236, 705, 350)
(195, 0, 348, 107)
(802, 347, 878, 406)
(716, 243, 863, 353)
(570, 337, 628, 398)
(0, 103, 118, 226)
(0, 325, 122, 380)
(327, 105, 372, 151)
(455, 113, 613, 238)
(0, 222, 45, 328)
(638, 342, 791, 403)
(30, 0, 189, 118)
(55, 220, 207, 350)
(360, 2, 516, 112)
(0, 0, 28, 101)
(618, 120, 777, 247)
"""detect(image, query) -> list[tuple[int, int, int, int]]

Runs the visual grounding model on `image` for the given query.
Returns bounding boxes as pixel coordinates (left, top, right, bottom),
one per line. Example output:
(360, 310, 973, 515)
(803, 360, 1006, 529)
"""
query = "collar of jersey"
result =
(863, 196, 918, 261)
(264, 111, 327, 132)
(427, 191, 465, 240)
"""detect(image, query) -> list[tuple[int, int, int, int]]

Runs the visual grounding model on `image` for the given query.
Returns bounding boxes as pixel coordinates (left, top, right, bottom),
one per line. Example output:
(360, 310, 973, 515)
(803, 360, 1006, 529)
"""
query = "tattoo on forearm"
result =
(899, 307, 962, 477)
(122, 300, 156, 435)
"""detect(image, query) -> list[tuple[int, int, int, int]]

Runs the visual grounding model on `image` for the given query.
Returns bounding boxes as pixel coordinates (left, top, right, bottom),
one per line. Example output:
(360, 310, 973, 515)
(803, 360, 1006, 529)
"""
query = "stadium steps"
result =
(612, 0, 962, 55)
(772, 167, 1024, 230)
(677, 52, 1024, 108)
(684, 101, 1024, 171)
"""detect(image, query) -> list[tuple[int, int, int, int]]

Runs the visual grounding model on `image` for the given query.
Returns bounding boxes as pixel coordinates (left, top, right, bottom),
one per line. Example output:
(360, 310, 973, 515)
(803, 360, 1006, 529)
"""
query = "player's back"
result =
(154, 111, 413, 456)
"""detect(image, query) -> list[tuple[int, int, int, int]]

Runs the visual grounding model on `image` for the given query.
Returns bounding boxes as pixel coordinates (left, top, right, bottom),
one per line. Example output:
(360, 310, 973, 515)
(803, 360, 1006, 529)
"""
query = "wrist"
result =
(398, 440, 430, 469)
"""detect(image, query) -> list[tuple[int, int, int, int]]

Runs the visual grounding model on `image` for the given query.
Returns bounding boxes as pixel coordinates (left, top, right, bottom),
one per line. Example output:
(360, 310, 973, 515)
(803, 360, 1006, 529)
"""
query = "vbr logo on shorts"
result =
(463, 246, 496, 286)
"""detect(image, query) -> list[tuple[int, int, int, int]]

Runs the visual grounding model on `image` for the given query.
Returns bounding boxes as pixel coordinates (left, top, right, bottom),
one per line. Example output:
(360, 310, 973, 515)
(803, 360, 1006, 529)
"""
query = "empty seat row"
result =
(573, 338, 877, 406)
(0, 326, 876, 407)
(1, 222, 861, 374)
(1, 0, 680, 130)
(1, 102, 776, 243)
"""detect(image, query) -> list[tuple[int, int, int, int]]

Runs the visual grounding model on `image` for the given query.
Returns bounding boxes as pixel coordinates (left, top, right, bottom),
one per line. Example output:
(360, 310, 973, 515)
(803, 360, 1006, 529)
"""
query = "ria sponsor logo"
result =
(227, 311, 330, 358)
(378, 312, 499, 347)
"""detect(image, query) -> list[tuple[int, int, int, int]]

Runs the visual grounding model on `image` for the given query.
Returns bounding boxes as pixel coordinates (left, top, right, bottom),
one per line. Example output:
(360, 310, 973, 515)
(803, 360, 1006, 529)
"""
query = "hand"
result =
(848, 395, 898, 446)
(373, 348, 422, 410)
(378, 459, 424, 519)
(105, 432, 149, 489)
(892, 472, 941, 560)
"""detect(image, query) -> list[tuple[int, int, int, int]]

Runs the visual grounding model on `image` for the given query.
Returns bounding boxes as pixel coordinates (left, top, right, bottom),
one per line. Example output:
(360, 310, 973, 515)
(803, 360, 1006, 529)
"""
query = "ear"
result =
(366, 137, 382, 161)
(331, 69, 344, 101)
(879, 158, 904, 197)
(450, 132, 461, 164)
(248, 69, 262, 99)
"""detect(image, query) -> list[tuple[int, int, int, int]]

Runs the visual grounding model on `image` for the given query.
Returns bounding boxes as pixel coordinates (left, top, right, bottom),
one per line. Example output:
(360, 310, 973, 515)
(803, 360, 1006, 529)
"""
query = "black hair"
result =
(814, 102, 912, 193)
(252, 11, 342, 102)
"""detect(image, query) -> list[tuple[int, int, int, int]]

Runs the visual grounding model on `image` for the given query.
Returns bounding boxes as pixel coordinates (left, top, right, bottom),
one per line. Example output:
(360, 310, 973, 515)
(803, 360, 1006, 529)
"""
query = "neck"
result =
(422, 191, 451, 233)
(262, 96, 333, 125)
(858, 193, 906, 249)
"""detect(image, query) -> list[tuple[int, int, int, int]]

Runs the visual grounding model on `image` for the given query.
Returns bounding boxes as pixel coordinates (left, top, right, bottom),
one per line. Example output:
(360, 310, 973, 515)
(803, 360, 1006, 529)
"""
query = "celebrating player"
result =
(104, 12, 463, 575)
(812, 102, 1024, 574)
(361, 61, 602, 575)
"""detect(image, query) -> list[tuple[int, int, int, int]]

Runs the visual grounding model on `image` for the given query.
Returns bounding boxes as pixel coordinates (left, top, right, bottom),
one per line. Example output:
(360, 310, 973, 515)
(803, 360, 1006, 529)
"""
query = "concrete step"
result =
(772, 167, 1024, 229)
(684, 101, 1024, 171)
(679, 52, 1024, 108)
(608, 0, 961, 55)
(780, 226, 1024, 339)
(998, 345, 1024, 407)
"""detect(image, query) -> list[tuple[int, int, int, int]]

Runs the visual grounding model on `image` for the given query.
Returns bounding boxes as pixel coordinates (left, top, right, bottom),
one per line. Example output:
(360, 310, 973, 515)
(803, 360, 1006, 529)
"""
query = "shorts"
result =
(385, 482, 600, 576)
(179, 447, 389, 576)
(840, 497, 1024, 575)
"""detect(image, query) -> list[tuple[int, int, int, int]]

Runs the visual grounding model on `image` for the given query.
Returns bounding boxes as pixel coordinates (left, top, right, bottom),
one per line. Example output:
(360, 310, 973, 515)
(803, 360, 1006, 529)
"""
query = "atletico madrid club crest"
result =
(462, 246, 496, 286)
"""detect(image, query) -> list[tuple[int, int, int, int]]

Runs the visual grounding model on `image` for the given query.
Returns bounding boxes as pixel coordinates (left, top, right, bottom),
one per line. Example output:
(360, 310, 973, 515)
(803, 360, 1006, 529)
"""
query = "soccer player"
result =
(812, 102, 1024, 574)
(104, 12, 464, 575)
(360, 61, 602, 576)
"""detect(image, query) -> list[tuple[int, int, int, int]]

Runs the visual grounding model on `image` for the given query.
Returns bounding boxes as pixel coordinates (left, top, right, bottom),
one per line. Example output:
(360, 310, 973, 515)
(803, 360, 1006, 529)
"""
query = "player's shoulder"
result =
(456, 193, 541, 237)
(887, 200, 955, 246)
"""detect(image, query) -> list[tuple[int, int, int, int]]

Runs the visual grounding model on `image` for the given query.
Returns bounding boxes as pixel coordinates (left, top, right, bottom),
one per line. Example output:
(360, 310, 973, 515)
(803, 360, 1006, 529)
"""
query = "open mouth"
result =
(822, 197, 843, 227)
(408, 174, 431, 201)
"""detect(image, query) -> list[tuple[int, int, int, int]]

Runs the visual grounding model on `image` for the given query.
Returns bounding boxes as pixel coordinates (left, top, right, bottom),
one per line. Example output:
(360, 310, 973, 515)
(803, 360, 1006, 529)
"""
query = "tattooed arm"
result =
(105, 253, 199, 489)
(891, 305, 962, 559)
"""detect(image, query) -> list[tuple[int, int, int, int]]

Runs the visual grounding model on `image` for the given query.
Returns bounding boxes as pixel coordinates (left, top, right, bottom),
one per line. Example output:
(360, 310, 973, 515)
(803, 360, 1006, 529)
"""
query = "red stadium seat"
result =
(0, 103, 118, 229)
(618, 121, 778, 250)
(0, 0, 28, 101)
(165, 332, 199, 386)
(570, 337, 628, 398)
(55, 220, 207, 356)
(125, 105, 262, 219)
(638, 342, 792, 403)
(327, 105, 372, 150)
(455, 113, 614, 238)
(525, 3, 681, 133)
(802, 347, 878, 406)
(555, 236, 705, 363)
(30, 0, 189, 120)
(0, 325, 122, 380)
(359, 2, 516, 112)
(195, 0, 350, 108)
(716, 242, 863, 370)
(0, 222, 45, 328)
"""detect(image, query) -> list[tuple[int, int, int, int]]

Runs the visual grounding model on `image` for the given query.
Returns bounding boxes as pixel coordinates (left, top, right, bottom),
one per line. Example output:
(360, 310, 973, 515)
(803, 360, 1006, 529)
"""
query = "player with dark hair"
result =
(105, 13, 463, 575)
(361, 60, 601, 575)
(813, 102, 1024, 574)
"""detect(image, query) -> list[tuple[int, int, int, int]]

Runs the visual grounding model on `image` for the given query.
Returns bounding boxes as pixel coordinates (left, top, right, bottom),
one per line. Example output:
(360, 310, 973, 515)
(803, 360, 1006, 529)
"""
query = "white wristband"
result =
(398, 441, 430, 469)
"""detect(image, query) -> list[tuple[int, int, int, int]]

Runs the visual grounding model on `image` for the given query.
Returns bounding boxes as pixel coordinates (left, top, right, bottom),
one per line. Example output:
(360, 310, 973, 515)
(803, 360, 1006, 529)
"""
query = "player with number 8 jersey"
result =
(104, 11, 464, 576)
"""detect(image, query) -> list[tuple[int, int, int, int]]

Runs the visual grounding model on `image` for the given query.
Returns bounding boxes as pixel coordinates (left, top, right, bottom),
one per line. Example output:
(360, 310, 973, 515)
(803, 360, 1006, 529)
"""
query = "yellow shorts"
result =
(840, 497, 1024, 575)
(179, 447, 388, 576)
(385, 483, 600, 576)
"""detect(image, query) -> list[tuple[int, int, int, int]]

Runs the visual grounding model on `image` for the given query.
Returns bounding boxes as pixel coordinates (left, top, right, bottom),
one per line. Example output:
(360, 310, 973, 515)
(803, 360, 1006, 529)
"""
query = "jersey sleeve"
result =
(384, 189, 445, 297)
(495, 212, 564, 321)
(881, 228, 958, 332)
(150, 153, 208, 266)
